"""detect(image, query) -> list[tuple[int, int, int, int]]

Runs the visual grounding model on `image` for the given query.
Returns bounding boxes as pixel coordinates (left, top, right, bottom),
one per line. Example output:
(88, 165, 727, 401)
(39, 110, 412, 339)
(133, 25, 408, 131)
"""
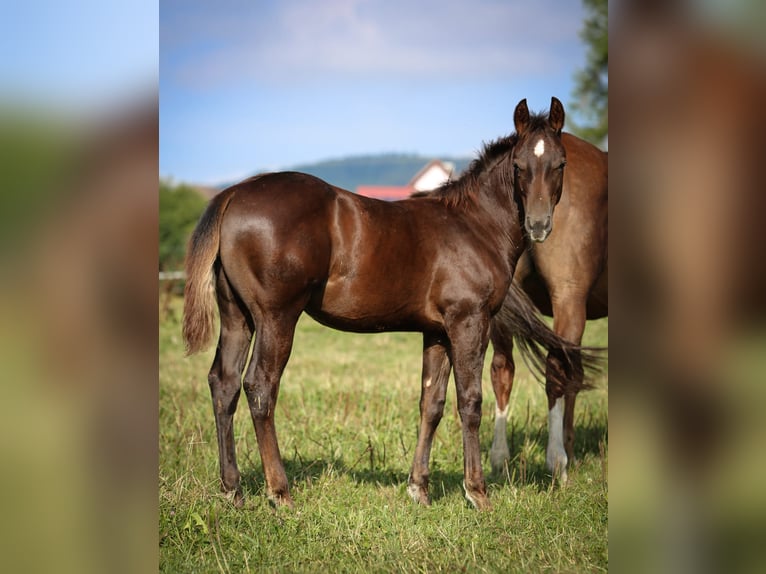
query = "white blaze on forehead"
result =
(533, 138, 545, 157)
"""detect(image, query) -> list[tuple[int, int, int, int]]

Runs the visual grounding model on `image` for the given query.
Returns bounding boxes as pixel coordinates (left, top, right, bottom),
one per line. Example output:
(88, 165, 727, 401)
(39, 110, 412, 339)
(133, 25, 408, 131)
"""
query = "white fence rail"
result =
(159, 271, 185, 281)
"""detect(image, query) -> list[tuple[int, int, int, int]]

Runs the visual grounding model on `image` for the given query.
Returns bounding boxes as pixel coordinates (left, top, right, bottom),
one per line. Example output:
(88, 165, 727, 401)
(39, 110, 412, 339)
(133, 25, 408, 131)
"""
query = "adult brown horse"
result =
(183, 97, 582, 510)
(487, 117, 608, 484)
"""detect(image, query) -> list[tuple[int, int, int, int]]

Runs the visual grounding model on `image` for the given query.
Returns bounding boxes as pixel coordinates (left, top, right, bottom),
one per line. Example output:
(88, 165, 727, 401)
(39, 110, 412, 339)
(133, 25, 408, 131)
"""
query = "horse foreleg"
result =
(242, 313, 298, 508)
(489, 324, 515, 473)
(407, 333, 451, 506)
(448, 314, 491, 510)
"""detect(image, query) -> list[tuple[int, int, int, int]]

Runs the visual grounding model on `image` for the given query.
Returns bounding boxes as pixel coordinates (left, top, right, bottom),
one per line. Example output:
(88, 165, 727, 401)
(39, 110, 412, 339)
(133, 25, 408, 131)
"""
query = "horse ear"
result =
(514, 99, 530, 135)
(548, 97, 565, 134)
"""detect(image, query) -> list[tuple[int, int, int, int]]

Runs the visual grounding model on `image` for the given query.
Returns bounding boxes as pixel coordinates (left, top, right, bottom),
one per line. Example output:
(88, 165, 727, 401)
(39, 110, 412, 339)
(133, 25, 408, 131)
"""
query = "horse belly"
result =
(307, 196, 438, 332)
(308, 272, 428, 333)
(585, 268, 608, 319)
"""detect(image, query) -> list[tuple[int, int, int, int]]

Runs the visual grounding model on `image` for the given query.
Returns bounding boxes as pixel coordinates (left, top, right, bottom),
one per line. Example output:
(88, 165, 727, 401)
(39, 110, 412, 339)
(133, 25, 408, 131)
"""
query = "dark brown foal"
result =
(183, 97, 581, 509)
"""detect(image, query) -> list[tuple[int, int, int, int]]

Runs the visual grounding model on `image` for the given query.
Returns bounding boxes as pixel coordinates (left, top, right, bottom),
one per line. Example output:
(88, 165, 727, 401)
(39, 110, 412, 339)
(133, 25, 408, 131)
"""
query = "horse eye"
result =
(558, 161, 567, 170)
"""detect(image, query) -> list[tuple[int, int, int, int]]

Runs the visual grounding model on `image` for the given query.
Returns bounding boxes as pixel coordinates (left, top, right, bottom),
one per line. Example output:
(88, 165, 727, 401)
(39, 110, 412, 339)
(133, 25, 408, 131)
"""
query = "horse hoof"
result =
(267, 491, 295, 509)
(463, 481, 492, 511)
(406, 482, 431, 506)
(223, 489, 245, 508)
(465, 491, 492, 511)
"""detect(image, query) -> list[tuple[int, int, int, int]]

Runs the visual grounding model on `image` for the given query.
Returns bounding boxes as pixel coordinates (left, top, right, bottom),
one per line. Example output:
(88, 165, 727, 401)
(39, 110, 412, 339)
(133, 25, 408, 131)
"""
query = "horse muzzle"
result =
(525, 215, 552, 243)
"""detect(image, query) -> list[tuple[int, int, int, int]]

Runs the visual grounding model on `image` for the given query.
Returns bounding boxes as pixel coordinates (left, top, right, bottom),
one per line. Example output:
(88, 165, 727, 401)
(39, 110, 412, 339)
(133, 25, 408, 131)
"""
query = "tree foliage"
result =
(159, 180, 207, 271)
(571, 0, 608, 146)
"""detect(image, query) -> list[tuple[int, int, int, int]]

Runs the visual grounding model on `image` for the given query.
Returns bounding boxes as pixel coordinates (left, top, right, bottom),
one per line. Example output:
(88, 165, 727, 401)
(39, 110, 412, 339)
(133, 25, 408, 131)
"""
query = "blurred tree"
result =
(570, 0, 608, 146)
(159, 180, 207, 270)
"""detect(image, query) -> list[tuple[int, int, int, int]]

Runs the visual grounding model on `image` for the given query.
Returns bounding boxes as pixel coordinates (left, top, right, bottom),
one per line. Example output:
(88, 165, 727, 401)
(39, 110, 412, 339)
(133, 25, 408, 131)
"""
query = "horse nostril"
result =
(526, 217, 550, 233)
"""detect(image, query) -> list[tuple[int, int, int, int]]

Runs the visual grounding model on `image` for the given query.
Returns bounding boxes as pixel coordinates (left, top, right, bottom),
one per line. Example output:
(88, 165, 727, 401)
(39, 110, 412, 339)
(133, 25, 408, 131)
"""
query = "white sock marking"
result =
(490, 404, 511, 471)
(546, 397, 568, 483)
(534, 138, 545, 157)
(424, 377, 432, 388)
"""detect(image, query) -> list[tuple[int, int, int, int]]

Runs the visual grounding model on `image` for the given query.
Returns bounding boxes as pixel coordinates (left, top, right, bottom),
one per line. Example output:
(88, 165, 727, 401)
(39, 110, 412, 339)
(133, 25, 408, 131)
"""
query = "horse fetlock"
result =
(407, 484, 431, 506)
(462, 480, 491, 511)
(221, 465, 240, 487)
(266, 486, 294, 509)
(406, 475, 431, 506)
(221, 486, 244, 508)
(546, 443, 568, 483)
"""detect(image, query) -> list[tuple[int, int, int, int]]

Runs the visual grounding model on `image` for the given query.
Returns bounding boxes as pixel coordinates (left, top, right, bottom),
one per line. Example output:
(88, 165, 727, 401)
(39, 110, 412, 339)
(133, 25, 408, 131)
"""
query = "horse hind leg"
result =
(407, 333, 451, 506)
(545, 299, 586, 485)
(208, 274, 253, 507)
(489, 333, 516, 474)
(242, 309, 301, 509)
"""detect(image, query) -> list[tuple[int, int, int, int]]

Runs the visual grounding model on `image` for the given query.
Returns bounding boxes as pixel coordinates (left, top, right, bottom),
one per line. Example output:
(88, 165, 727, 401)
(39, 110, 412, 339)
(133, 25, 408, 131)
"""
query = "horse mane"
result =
(413, 135, 516, 208)
(412, 109, 555, 208)
(519, 111, 554, 136)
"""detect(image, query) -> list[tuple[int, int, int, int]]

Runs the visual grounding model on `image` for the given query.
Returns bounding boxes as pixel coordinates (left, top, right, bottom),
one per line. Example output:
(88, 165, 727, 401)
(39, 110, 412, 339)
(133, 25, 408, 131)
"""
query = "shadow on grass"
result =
(239, 457, 465, 504)
(484, 417, 608, 492)
(237, 418, 606, 504)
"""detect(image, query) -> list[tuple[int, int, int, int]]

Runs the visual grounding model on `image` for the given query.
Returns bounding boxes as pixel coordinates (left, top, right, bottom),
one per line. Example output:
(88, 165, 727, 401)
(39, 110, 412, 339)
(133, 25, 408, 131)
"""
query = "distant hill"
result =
(216, 153, 473, 192)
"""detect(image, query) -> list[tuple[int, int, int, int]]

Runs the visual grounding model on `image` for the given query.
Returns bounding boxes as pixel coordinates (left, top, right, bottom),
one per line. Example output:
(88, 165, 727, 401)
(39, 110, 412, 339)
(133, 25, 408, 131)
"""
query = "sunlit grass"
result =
(160, 295, 607, 572)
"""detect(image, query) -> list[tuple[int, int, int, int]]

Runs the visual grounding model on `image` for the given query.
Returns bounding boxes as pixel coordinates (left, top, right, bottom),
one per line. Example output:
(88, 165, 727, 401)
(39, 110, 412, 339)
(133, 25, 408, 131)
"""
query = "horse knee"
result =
(422, 396, 446, 425)
(457, 391, 483, 426)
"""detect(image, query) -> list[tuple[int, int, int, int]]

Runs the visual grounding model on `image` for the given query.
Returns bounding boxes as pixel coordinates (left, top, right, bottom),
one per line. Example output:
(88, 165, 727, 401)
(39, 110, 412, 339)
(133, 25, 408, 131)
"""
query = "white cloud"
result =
(163, 0, 584, 88)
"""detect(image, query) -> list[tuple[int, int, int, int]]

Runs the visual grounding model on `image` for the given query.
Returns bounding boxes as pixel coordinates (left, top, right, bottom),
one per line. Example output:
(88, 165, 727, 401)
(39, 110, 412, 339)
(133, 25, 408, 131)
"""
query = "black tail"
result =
(491, 282, 604, 391)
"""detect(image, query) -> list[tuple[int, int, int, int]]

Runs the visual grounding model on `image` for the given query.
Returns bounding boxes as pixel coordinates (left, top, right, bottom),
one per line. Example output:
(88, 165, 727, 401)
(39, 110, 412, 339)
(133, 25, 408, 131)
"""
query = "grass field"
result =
(160, 295, 608, 573)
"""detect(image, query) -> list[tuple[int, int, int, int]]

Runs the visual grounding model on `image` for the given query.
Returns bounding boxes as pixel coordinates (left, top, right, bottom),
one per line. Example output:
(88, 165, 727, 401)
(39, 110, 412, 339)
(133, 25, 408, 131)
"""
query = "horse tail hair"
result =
(182, 188, 237, 355)
(492, 282, 604, 393)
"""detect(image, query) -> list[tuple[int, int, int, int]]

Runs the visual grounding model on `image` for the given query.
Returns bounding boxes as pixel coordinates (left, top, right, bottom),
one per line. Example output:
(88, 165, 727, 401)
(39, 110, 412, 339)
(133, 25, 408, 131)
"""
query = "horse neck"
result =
(462, 167, 522, 259)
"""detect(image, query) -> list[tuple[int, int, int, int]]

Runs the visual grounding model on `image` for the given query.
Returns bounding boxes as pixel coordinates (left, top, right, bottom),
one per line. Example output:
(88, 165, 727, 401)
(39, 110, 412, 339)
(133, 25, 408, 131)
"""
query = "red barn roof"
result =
(355, 160, 455, 201)
(355, 185, 414, 201)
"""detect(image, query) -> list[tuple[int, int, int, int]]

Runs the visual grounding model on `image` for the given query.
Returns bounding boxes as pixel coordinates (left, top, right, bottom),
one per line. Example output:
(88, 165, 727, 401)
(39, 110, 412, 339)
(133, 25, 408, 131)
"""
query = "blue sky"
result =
(161, 0, 589, 185)
(0, 1, 157, 110)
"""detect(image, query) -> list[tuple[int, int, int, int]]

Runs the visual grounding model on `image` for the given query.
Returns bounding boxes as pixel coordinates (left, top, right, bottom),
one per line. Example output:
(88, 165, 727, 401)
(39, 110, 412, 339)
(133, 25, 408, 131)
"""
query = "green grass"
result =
(160, 296, 607, 573)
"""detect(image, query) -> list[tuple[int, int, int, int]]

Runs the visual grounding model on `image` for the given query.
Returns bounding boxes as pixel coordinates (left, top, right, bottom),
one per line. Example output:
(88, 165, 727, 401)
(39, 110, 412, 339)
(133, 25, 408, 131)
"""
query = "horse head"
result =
(512, 97, 567, 242)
